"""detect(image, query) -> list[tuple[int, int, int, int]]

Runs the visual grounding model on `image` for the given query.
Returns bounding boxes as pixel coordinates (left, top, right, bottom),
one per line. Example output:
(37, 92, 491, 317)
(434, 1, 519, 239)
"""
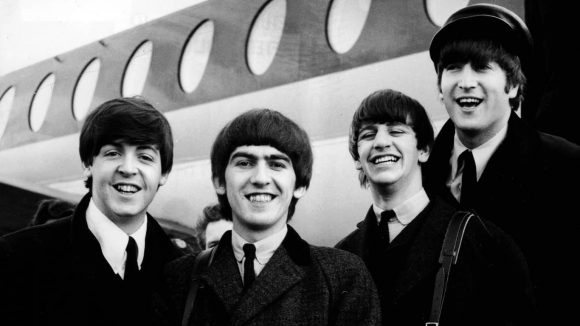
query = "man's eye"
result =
(235, 160, 251, 167)
(140, 155, 154, 162)
(359, 132, 375, 140)
(104, 151, 120, 157)
(445, 63, 462, 71)
(270, 161, 287, 169)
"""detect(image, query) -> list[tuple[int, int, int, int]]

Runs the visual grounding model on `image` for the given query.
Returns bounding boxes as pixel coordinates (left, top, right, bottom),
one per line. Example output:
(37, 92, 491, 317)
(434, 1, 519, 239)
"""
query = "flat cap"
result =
(429, 3, 532, 70)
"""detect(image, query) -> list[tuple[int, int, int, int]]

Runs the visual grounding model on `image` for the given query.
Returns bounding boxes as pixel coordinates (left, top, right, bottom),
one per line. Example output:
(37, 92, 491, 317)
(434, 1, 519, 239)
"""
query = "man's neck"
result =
(456, 111, 510, 149)
(234, 220, 287, 243)
(369, 175, 424, 211)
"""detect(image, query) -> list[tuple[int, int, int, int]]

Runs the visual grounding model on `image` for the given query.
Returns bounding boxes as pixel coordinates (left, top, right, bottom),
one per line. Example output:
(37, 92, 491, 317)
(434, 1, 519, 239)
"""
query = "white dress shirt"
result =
(86, 199, 147, 279)
(373, 189, 430, 242)
(232, 226, 287, 283)
(447, 124, 508, 202)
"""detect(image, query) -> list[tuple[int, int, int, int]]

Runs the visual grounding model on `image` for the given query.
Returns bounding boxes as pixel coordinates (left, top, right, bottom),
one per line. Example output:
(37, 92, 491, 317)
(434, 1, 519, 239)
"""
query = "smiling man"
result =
(0, 97, 183, 326)
(336, 89, 535, 325)
(159, 108, 381, 326)
(423, 4, 580, 324)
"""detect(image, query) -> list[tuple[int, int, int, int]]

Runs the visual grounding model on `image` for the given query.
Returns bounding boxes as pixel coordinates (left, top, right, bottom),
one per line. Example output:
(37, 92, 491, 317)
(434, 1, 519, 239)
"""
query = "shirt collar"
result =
(232, 225, 288, 267)
(451, 122, 508, 181)
(86, 198, 147, 276)
(373, 188, 430, 226)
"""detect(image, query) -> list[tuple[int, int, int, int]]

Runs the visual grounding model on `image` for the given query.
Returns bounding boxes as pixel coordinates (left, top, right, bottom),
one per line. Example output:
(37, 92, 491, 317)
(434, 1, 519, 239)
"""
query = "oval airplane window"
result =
(73, 58, 101, 120)
(246, 0, 286, 75)
(29, 73, 56, 132)
(122, 40, 153, 97)
(425, 0, 470, 27)
(180, 20, 214, 93)
(327, 0, 372, 54)
(0, 86, 15, 140)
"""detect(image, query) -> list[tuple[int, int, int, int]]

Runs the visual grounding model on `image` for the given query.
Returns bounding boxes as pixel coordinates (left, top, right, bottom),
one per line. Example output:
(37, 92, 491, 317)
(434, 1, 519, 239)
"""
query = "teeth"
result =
(248, 194, 273, 202)
(457, 97, 481, 106)
(115, 184, 138, 193)
(373, 156, 397, 164)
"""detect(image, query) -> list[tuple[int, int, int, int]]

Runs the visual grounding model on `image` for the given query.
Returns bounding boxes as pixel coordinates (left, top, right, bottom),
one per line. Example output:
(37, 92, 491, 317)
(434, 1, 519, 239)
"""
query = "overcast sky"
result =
(0, 0, 206, 76)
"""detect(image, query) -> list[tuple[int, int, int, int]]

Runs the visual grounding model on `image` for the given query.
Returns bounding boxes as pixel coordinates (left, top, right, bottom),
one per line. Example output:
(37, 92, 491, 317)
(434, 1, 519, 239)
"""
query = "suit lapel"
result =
(425, 119, 458, 206)
(203, 234, 245, 313)
(391, 201, 453, 303)
(477, 113, 534, 205)
(231, 243, 306, 325)
(141, 215, 180, 282)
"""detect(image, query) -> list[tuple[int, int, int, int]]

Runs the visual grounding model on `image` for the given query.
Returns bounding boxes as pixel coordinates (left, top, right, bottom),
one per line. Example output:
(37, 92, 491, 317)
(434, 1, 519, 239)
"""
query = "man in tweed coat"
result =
(157, 108, 381, 325)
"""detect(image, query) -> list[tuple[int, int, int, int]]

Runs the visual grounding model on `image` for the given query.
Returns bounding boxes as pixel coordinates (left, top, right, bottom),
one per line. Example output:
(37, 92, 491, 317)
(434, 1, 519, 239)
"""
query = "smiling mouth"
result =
(371, 155, 399, 164)
(246, 193, 275, 203)
(456, 97, 482, 108)
(114, 184, 141, 194)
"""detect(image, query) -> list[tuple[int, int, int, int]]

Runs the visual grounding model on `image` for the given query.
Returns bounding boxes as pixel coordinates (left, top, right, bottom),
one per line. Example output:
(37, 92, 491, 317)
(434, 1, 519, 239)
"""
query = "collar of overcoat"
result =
(355, 199, 457, 304)
(68, 193, 179, 283)
(425, 112, 538, 206)
(202, 225, 311, 325)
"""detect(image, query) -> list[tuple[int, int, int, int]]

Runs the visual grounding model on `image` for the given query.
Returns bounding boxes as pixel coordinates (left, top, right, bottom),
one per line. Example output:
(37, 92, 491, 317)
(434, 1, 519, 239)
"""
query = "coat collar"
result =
(203, 225, 311, 325)
(68, 193, 179, 281)
(354, 200, 456, 303)
(426, 113, 538, 206)
(390, 199, 455, 303)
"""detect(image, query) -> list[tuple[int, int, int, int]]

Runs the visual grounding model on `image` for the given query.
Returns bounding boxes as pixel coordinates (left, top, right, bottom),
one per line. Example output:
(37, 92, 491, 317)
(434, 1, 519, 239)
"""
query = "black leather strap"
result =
(181, 247, 216, 326)
(426, 211, 475, 326)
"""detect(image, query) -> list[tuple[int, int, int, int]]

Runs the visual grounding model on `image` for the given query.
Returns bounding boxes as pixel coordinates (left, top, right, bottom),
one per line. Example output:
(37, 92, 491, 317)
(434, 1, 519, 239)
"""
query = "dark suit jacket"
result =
(424, 114, 580, 324)
(155, 226, 381, 326)
(0, 193, 182, 326)
(336, 198, 535, 326)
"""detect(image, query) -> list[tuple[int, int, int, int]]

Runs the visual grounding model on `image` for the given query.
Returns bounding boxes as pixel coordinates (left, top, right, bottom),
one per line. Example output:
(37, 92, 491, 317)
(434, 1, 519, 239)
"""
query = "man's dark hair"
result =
(435, 38, 526, 111)
(79, 97, 174, 189)
(210, 108, 313, 220)
(349, 89, 434, 186)
(194, 203, 231, 249)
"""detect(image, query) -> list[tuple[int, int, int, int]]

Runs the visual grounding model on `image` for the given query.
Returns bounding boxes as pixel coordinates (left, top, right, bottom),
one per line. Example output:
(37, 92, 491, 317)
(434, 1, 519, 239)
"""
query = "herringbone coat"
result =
(156, 226, 381, 326)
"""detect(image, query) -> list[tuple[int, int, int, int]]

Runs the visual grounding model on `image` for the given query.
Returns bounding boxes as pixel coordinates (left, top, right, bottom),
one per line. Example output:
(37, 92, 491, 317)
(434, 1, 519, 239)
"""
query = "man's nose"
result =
(118, 155, 138, 175)
(457, 66, 477, 90)
(250, 162, 270, 185)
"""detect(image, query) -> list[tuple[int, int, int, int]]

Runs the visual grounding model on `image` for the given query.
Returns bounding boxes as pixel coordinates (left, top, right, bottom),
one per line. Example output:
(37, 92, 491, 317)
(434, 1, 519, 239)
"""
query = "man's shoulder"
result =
(1, 217, 72, 251)
(310, 245, 369, 274)
(537, 130, 580, 160)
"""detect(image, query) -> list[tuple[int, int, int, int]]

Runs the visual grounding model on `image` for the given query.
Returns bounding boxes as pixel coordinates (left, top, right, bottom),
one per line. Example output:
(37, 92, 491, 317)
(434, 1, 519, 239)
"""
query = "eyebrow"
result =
(229, 151, 291, 163)
(106, 142, 159, 152)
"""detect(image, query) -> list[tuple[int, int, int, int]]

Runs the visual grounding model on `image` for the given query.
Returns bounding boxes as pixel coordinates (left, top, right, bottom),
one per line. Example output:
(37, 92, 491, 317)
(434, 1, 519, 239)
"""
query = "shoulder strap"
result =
(426, 210, 475, 326)
(181, 247, 216, 326)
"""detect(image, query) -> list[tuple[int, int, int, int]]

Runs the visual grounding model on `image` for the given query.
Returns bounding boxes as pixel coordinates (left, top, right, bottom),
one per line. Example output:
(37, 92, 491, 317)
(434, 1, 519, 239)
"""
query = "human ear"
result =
(213, 177, 226, 195)
(418, 147, 430, 163)
(507, 85, 519, 98)
(159, 173, 169, 186)
(82, 165, 92, 178)
(293, 187, 306, 199)
(355, 160, 362, 170)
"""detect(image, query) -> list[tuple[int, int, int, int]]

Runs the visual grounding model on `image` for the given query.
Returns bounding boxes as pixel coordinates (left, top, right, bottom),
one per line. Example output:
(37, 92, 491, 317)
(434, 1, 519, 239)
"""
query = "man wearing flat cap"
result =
(424, 4, 580, 324)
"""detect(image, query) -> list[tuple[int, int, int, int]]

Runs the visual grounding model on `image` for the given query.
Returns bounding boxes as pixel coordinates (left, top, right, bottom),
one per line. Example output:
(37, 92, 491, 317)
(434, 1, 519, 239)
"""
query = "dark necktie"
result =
(243, 243, 256, 291)
(125, 236, 138, 282)
(459, 150, 477, 208)
(379, 210, 396, 243)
